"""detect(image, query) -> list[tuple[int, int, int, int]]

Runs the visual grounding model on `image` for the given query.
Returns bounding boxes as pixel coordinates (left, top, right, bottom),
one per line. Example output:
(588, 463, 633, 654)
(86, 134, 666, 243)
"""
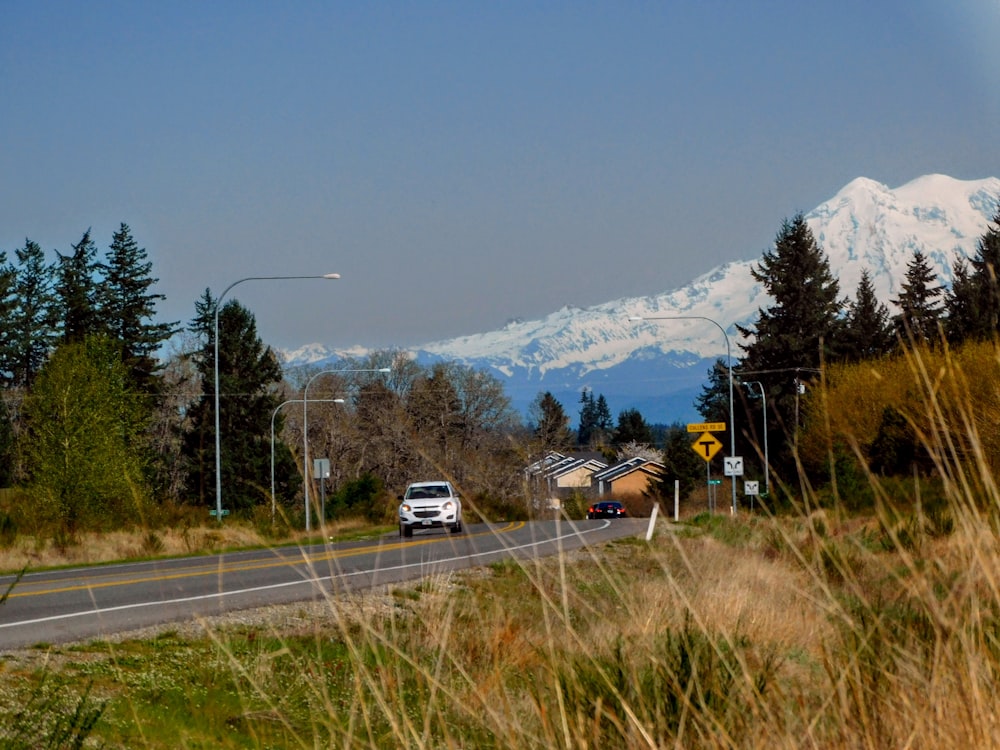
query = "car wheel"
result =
(402, 523, 413, 538)
(450, 521, 463, 534)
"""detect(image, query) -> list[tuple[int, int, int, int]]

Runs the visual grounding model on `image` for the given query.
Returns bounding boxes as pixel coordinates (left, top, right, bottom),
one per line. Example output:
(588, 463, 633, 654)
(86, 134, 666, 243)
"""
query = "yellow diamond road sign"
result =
(692, 432, 723, 462)
(687, 422, 726, 433)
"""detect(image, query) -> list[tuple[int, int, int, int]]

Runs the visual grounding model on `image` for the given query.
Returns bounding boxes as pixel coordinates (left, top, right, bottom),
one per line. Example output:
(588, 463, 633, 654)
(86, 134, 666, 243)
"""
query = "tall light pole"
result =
(271, 398, 344, 525)
(303, 367, 391, 531)
(629, 314, 738, 514)
(213, 273, 340, 522)
(744, 380, 769, 496)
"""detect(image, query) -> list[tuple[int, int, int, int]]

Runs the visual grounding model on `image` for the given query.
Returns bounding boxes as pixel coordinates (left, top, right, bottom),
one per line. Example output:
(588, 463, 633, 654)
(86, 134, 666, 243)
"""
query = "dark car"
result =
(587, 501, 626, 519)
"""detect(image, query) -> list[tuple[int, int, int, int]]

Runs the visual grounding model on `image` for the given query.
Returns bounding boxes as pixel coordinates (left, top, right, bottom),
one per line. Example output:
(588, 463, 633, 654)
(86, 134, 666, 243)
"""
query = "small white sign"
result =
(744, 480, 759, 496)
(724, 456, 744, 476)
(313, 458, 331, 479)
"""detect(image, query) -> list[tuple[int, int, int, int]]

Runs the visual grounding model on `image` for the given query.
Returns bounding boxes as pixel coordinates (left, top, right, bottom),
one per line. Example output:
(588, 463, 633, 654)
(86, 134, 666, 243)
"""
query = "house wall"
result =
(556, 466, 598, 488)
(607, 471, 658, 497)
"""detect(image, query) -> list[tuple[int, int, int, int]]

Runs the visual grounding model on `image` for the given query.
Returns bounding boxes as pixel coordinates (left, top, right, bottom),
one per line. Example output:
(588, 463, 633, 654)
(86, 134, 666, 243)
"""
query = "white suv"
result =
(398, 481, 463, 537)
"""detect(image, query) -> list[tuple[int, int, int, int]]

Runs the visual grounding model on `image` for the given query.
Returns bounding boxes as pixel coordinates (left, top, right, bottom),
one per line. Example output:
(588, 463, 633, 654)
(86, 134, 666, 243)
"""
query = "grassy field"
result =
(2, 491, 998, 749)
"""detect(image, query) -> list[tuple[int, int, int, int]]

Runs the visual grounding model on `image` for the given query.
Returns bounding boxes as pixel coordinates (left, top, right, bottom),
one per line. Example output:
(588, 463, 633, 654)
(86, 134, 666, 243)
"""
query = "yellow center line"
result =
(6, 522, 526, 599)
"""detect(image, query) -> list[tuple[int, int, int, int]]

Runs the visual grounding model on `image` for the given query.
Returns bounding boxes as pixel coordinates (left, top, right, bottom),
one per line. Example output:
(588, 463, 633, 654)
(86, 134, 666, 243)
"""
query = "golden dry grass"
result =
(0, 516, 375, 573)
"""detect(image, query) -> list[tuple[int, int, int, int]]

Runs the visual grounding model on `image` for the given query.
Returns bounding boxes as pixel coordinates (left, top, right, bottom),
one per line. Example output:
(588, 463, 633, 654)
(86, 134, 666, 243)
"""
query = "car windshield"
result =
(407, 485, 450, 499)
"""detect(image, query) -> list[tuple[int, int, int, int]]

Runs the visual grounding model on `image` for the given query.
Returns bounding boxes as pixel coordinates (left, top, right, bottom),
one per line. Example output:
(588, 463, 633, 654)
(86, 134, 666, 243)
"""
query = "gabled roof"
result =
(525, 451, 606, 476)
(593, 456, 665, 482)
(524, 451, 567, 476)
(548, 457, 607, 480)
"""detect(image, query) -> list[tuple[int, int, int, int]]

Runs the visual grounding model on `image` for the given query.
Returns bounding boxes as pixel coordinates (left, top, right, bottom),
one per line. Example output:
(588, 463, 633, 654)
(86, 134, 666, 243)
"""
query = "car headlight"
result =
(443, 501, 454, 511)
(400, 503, 412, 512)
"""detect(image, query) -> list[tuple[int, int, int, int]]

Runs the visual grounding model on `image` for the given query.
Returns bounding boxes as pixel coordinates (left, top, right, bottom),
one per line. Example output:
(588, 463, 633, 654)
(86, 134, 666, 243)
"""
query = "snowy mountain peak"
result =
(284, 175, 1000, 422)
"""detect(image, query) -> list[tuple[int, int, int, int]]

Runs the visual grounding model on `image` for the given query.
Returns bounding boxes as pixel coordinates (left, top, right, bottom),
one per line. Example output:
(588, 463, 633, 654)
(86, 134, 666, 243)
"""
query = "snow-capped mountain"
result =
(284, 174, 1000, 424)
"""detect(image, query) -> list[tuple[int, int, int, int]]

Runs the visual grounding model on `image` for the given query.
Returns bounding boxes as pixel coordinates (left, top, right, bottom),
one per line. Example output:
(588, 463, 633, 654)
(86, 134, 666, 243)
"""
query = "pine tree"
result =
(184, 292, 292, 512)
(529, 391, 573, 451)
(577, 389, 597, 446)
(695, 359, 731, 424)
(99, 223, 178, 392)
(0, 249, 18, 386)
(613, 408, 653, 446)
(594, 394, 613, 437)
(891, 250, 944, 345)
(842, 269, 895, 361)
(944, 256, 979, 344)
(737, 213, 843, 472)
(54, 230, 101, 343)
(8, 239, 58, 387)
(657, 422, 705, 502)
(971, 206, 1000, 335)
(945, 205, 1000, 343)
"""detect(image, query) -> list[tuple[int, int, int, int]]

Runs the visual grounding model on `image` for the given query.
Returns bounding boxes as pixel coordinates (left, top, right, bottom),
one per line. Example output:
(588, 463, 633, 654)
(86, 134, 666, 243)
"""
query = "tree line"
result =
(0, 225, 606, 537)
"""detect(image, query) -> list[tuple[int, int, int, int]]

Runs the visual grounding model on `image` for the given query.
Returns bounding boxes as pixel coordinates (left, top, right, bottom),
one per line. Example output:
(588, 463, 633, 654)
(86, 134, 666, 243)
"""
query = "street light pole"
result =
(629, 314, 738, 514)
(302, 367, 391, 531)
(213, 273, 340, 522)
(744, 380, 769, 496)
(270, 398, 344, 525)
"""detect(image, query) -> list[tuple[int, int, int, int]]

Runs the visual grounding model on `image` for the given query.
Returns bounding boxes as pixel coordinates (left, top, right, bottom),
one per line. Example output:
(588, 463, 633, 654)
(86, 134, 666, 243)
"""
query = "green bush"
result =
(328, 474, 385, 523)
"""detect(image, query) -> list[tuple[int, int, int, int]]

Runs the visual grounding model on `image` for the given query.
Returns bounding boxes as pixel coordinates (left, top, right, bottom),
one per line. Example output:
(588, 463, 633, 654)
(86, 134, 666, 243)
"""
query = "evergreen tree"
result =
(695, 359, 731, 424)
(594, 394, 613, 437)
(529, 391, 573, 451)
(577, 389, 597, 446)
(891, 249, 944, 345)
(842, 269, 895, 361)
(945, 206, 1000, 343)
(54, 230, 101, 343)
(971, 206, 1000, 334)
(99, 223, 178, 392)
(944, 256, 979, 344)
(657, 422, 705, 502)
(737, 214, 843, 472)
(184, 292, 292, 512)
(8, 239, 58, 387)
(613, 408, 653, 446)
(0, 249, 17, 385)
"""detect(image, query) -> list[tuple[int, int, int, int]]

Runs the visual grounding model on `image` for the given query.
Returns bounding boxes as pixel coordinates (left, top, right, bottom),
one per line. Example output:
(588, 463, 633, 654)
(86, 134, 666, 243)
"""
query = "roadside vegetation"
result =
(3, 458, 1000, 748)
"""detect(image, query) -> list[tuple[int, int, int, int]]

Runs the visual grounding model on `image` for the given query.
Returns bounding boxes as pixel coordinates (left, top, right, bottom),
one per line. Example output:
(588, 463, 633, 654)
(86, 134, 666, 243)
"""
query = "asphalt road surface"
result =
(0, 518, 647, 650)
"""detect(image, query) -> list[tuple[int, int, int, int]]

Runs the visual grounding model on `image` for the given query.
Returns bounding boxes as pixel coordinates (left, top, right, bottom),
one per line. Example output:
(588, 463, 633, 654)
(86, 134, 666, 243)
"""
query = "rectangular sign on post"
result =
(313, 458, 331, 479)
(687, 422, 726, 433)
(723, 457, 744, 476)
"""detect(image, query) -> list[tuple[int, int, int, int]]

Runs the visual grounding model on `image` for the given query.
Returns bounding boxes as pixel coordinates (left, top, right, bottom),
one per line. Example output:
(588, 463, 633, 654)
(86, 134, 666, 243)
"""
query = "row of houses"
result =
(524, 451, 664, 507)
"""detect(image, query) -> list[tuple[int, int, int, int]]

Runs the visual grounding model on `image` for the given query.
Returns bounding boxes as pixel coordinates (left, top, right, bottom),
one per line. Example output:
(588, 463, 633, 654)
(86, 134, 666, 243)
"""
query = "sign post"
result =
(691, 428, 724, 512)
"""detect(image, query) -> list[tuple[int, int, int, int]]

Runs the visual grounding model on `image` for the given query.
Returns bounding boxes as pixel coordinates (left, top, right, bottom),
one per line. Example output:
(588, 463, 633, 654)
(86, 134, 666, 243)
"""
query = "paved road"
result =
(0, 518, 647, 650)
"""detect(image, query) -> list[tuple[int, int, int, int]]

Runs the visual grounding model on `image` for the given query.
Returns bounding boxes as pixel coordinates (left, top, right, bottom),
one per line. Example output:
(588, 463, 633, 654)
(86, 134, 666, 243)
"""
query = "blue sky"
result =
(2, 1, 998, 353)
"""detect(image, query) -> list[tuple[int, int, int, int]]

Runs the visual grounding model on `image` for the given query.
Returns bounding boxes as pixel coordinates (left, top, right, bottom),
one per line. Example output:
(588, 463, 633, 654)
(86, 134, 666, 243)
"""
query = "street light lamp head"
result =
(627, 316, 645, 322)
(322, 273, 341, 279)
